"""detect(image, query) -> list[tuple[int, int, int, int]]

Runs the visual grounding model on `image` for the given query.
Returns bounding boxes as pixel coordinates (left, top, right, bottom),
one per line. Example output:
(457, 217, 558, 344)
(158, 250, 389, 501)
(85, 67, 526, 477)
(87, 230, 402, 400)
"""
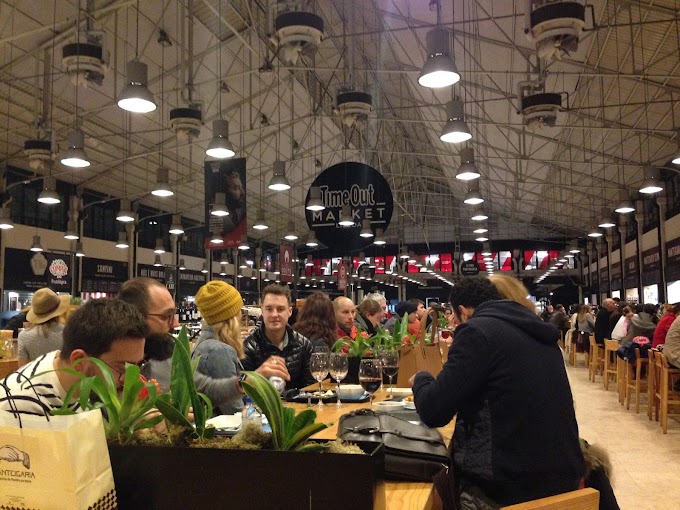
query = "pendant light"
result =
(210, 227, 224, 245)
(61, 129, 90, 167)
(614, 192, 635, 214)
(238, 235, 250, 250)
(151, 166, 174, 197)
(168, 214, 184, 235)
(475, 236, 489, 242)
(115, 232, 129, 249)
(284, 220, 298, 241)
(639, 166, 663, 194)
(306, 233, 319, 247)
(153, 254, 163, 267)
(598, 207, 616, 229)
(440, 99, 471, 144)
(153, 238, 166, 254)
(178, 258, 186, 271)
(210, 192, 229, 217)
(64, 220, 79, 240)
(463, 179, 484, 205)
(568, 243, 580, 254)
(268, 161, 291, 191)
(338, 204, 354, 226)
(74, 241, 84, 257)
(206, 119, 235, 159)
(252, 209, 269, 230)
(373, 229, 386, 245)
(470, 207, 488, 221)
(456, 147, 481, 180)
(399, 246, 409, 259)
(306, 186, 325, 211)
(358, 219, 373, 238)
(588, 228, 603, 238)
(117, 199, 135, 222)
(118, 60, 156, 113)
(30, 235, 44, 252)
(0, 206, 14, 229)
(418, 24, 459, 88)
(201, 261, 209, 274)
(473, 226, 488, 234)
(220, 253, 229, 265)
(481, 243, 492, 257)
(38, 176, 61, 204)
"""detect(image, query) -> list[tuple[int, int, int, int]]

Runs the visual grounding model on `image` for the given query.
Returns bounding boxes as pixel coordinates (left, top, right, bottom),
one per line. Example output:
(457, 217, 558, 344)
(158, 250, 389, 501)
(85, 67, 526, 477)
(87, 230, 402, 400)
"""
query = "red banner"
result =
(279, 244, 294, 283)
(337, 262, 348, 290)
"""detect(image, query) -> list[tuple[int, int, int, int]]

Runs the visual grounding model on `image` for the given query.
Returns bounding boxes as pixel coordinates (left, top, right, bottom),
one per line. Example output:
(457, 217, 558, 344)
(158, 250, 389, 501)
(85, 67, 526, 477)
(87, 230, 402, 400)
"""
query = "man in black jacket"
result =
(242, 284, 315, 390)
(594, 298, 617, 344)
(411, 277, 584, 507)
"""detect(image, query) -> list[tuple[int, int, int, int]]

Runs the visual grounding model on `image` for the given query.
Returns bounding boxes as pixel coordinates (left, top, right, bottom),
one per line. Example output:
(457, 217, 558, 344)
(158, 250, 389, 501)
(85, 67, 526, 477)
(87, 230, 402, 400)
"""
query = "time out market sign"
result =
(305, 162, 393, 252)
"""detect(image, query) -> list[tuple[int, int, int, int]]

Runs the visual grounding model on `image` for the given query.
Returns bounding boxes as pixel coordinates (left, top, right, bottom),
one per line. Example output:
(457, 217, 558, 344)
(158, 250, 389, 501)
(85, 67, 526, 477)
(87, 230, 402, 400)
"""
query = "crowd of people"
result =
(7, 274, 674, 508)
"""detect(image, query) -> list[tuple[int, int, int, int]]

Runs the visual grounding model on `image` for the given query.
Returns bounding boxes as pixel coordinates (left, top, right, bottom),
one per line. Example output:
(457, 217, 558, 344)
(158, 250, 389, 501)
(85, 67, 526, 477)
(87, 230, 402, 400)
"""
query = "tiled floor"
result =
(567, 361, 680, 510)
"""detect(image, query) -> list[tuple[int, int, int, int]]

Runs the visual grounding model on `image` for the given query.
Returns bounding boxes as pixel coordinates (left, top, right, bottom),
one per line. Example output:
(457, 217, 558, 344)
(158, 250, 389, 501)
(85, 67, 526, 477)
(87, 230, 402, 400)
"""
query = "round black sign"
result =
(305, 162, 393, 253)
(460, 260, 480, 276)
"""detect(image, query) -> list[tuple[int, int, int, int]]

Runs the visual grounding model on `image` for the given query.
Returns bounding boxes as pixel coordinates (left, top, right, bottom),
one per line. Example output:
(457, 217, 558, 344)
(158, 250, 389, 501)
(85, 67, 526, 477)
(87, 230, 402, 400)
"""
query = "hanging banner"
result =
(204, 157, 247, 248)
(137, 264, 166, 283)
(611, 261, 622, 291)
(279, 244, 294, 283)
(667, 237, 680, 282)
(178, 270, 207, 297)
(164, 267, 176, 292)
(3, 248, 73, 293)
(305, 162, 393, 252)
(641, 247, 661, 286)
(81, 258, 128, 294)
(624, 256, 639, 289)
(337, 262, 348, 290)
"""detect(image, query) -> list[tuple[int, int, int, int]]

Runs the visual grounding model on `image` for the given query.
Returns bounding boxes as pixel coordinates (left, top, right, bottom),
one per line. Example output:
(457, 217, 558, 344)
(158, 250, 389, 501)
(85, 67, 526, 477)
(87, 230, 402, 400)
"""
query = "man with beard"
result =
(223, 170, 246, 231)
(118, 278, 287, 404)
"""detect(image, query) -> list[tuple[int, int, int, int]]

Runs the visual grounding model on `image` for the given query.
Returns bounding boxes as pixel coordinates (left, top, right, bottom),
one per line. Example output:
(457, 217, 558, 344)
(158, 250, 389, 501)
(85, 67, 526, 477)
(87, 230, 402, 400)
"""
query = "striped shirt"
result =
(0, 351, 79, 417)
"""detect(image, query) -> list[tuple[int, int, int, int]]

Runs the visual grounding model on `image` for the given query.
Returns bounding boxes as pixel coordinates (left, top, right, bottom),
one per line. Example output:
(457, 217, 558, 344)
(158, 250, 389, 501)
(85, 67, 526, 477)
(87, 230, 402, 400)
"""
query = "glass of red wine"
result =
(359, 358, 382, 409)
(380, 350, 399, 398)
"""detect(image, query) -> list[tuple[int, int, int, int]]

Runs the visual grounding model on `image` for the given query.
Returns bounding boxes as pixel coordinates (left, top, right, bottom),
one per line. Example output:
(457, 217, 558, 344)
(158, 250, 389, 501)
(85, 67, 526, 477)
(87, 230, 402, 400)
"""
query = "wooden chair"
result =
(617, 356, 626, 405)
(624, 348, 648, 413)
(602, 339, 619, 391)
(588, 337, 604, 382)
(648, 349, 658, 421)
(565, 329, 576, 366)
(656, 352, 680, 434)
(501, 488, 599, 510)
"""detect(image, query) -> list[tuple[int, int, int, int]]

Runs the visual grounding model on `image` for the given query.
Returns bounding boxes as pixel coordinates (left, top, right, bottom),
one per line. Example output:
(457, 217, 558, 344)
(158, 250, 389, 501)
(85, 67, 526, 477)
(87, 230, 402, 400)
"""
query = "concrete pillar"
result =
(635, 204, 644, 299)
(657, 194, 668, 303)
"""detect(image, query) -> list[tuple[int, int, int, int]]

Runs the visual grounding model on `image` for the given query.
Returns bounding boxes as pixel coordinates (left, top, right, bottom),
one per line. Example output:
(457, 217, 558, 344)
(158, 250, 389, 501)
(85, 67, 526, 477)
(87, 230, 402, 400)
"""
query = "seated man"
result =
(334, 296, 356, 339)
(242, 284, 315, 390)
(1, 298, 148, 417)
(383, 301, 419, 335)
(411, 277, 584, 507)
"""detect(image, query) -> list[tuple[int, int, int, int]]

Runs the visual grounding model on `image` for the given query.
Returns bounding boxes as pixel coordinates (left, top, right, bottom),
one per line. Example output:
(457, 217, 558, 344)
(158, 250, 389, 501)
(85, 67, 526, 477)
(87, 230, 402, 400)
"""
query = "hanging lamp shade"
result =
(206, 119, 235, 159)
(168, 214, 184, 235)
(60, 129, 90, 168)
(373, 228, 386, 245)
(268, 161, 291, 191)
(153, 254, 163, 267)
(178, 258, 186, 270)
(115, 232, 129, 248)
(252, 208, 269, 230)
(359, 219, 374, 237)
(201, 261, 209, 273)
(117, 199, 135, 222)
(152, 166, 174, 197)
(463, 179, 484, 205)
(210, 227, 224, 244)
(470, 206, 488, 221)
(74, 241, 85, 257)
(588, 227, 603, 238)
(440, 99, 471, 144)
(38, 176, 61, 204)
(306, 233, 319, 247)
(338, 204, 354, 226)
(306, 186, 325, 211)
(220, 253, 229, 265)
(210, 192, 229, 217)
(30, 234, 44, 252)
(481, 243, 492, 256)
(473, 226, 488, 234)
(0, 206, 14, 229)
(284, 220, 298, 241)
(475, 236, 489, 242)
(238, 235, 250, 250)
(598, 207, 616, 228)
(154, 238, 166, 254)
(418, 28, 460, 88)
(614, 191, 635, 214)
(456, 147, 481, 180)
(639, 166, 663, 194)
(64, 219, 79, 240)
(118, 60, 157, 113)
(568, 243, 580, 254)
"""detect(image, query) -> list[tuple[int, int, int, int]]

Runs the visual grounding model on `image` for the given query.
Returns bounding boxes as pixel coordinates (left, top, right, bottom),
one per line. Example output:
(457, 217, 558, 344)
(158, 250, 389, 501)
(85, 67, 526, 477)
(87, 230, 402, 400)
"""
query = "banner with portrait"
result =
(204, 158, 247, 248)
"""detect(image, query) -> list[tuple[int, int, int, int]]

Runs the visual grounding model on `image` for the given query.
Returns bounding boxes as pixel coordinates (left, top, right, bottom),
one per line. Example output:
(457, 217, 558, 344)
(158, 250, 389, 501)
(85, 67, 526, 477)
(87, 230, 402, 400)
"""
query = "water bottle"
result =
(242, 397, 262, 429)
(268, 376, 286, 394)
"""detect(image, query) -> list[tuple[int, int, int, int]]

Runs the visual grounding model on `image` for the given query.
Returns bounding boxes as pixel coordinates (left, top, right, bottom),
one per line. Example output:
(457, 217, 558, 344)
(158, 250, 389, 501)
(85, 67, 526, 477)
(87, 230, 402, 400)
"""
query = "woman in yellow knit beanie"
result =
(193, 281, 245, 416)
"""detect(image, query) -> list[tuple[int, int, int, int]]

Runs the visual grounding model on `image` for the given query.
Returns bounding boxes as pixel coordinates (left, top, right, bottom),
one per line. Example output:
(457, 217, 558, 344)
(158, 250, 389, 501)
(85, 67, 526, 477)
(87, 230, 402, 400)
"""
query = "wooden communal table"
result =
(291, 383, 454, 510)
(0, 357, 19, 378)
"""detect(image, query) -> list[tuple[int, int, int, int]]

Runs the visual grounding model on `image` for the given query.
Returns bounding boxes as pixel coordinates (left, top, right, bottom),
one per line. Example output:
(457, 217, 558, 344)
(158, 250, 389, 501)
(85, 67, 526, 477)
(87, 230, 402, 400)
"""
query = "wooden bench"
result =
(501, 488, 599, 510)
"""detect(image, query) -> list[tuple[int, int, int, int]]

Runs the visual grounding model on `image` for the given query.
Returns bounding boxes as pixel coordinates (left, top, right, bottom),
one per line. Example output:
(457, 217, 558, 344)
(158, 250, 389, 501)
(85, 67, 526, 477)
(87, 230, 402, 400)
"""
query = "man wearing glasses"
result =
(1, 298, 148, 416)
(118, 277, 288, 406)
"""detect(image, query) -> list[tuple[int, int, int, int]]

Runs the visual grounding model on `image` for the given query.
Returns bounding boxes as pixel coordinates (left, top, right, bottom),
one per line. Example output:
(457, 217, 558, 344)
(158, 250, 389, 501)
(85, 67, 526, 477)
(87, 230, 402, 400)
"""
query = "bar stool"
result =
(648, 349, 658, 421)
(588, 336, 604, 382)
(656, 352, 680, 434)
(603, 339, 619, 391)
(624, 348, 648, 413)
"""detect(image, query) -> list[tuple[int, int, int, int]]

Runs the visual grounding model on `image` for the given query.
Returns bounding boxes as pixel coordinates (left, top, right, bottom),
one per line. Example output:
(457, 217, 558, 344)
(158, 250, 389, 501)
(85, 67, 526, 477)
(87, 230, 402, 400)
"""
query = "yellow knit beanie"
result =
(195, 280, 244, 326)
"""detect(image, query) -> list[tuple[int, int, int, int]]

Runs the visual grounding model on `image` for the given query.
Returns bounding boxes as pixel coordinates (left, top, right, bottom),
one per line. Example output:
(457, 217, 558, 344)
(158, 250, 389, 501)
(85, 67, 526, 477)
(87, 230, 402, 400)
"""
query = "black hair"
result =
(118, 277, 166, 316)
(407, 298, 424, 307)
(449, 276, 502, 320)
(60, 298, 149, 359)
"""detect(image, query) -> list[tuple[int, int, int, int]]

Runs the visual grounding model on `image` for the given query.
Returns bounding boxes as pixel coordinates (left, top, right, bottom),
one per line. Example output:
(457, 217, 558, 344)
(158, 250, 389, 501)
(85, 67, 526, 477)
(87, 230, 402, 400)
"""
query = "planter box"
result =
(109, 441, 385, 510)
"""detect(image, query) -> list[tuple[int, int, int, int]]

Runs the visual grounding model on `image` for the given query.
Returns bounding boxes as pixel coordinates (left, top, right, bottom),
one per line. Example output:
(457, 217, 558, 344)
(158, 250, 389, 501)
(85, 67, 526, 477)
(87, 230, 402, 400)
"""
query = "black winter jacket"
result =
(242, 323, 315, 390)
(413, 300, 584, 506)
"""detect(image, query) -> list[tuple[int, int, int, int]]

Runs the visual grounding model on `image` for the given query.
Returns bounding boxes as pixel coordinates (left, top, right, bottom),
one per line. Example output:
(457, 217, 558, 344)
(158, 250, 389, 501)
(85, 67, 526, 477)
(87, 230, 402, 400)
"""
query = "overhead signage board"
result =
(204, 157, 247, 248)
(460, 260, 480, 276)
(305, 162, 393, 252)
(4, 248, 73, 293)
(81, 258, 128, 294)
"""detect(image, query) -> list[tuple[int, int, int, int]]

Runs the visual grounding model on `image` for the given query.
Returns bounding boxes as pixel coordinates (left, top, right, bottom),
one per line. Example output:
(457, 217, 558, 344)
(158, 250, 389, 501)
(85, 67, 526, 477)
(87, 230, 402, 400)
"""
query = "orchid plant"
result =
(332, 313, 413, 356)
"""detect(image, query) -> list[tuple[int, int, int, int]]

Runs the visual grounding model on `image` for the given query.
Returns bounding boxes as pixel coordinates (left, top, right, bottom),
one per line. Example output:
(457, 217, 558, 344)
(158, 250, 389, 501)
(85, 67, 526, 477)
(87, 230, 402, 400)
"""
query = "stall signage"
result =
(666, 237, 680, 282)
(624, 256, 639, 289)
(165, 268, 176, 291)
(279, 244, 294, 283)
(460, 260, 480, 276)
(137, 264, 166, 282)
(641, 247, 661, 286)
(81, 258, 128, 294)
(3, 248, 73, 292)
(337, 262, 348, 291)
(305, 162, 393, 252)
(611, 261, 622, 291)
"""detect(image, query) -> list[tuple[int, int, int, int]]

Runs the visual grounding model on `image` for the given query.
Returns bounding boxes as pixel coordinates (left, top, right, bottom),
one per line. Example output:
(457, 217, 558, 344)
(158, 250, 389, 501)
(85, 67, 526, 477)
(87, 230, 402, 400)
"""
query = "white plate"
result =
(389, 388, 413, 397)
(206, 414, 242, 430)
(404, 401, 416, 410)
(373, 400, 406, 411)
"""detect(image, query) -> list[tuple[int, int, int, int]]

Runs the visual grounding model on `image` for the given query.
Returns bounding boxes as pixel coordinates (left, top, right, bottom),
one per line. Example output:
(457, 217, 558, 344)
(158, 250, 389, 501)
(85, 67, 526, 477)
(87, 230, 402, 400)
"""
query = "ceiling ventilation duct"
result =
(24, 139, 52, 170)
(526, 1, 586, 61)
(517, 81, 562, 130)
(62, 35, 108, 87)
(271, 10, 324, 65)
(336, 89, 373, 129)
(169, 106, 203, 142)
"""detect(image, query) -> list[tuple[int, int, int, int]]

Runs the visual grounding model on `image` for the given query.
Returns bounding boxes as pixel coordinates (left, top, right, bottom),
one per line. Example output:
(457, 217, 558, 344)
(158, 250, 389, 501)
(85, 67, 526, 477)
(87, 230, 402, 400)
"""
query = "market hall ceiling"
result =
(0, 0, 678, 247)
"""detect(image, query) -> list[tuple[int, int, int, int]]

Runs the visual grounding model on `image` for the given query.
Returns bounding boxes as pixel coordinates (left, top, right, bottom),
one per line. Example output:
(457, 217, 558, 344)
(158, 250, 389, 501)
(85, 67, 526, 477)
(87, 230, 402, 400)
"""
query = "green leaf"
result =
(241, 371, 285, 449)
(285, 422, 331, 451)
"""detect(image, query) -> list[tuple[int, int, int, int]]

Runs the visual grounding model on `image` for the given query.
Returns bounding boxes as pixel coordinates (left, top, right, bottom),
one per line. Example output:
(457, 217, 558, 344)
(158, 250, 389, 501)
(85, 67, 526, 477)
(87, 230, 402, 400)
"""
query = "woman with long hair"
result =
(355, 298, 382, 336)
(194, 280, 245, 416)
(489, 274, 536, 313)
(293, 292, 337, 348)
(611, 305, 634, 342)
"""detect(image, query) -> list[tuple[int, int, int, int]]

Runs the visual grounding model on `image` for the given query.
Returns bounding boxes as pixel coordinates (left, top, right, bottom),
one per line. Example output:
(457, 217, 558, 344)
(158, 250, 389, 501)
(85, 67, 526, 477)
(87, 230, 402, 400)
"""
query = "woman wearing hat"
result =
(194, 280, 245, 416)
(17, 288, 71, 367)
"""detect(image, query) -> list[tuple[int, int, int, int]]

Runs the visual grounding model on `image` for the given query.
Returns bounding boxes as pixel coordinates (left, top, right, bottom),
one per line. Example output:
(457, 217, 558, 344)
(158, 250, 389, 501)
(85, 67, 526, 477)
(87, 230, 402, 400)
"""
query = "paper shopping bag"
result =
(0, 410, 117, 510)
(396, 343, 444, 387)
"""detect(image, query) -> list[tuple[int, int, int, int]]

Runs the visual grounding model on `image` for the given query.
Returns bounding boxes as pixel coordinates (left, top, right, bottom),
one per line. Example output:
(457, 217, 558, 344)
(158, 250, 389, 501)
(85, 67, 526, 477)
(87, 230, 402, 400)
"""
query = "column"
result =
(657, 194, 668, 303)
(618, 216, 627, 286)
(635, 203, 644, 300)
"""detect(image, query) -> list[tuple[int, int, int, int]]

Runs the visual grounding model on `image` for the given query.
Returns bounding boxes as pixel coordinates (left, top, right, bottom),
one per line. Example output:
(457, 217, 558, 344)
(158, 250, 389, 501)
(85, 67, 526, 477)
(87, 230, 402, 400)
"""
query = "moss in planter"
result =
(325, 440, 364, 455)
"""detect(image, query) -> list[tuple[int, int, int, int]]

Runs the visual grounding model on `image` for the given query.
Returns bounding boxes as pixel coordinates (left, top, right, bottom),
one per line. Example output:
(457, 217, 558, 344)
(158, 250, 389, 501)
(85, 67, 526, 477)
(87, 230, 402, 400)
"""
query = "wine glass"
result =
(329, 352, 349, 408)
(380, 350, 399, 398)
(310, 352, 329, 408)
(359, 358, 382, 409)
